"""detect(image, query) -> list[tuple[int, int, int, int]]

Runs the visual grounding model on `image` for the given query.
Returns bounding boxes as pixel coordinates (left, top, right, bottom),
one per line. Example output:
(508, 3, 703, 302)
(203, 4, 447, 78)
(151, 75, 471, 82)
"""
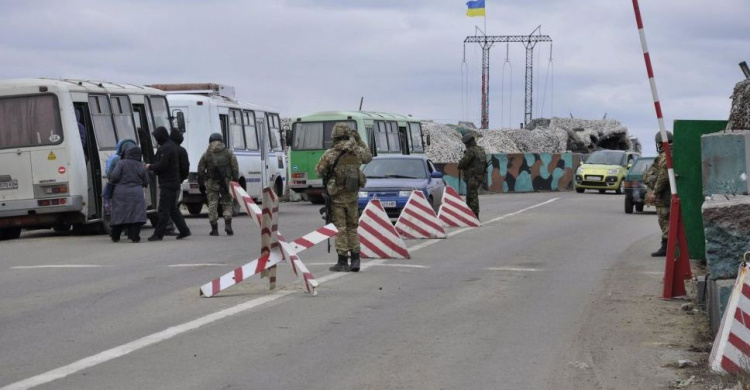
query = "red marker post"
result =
(632, 0, 692, 299)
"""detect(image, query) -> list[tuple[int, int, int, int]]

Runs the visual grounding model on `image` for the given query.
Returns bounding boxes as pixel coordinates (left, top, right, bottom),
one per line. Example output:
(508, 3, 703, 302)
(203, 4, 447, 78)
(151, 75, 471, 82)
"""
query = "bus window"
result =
(0, 95, 62, 149)
(292, 122, 324, 150)
(229, 110, 245, 150)
(408, 122, 424, 153)
(374, 121, 389, 153)
(147, 96, 170, 131)
(243, 111, 259, 150)
(89, 95, 117, 149)
(268, 113, 282, 151)
(110, 96, 137, 142)
(386, 122, 400, 152)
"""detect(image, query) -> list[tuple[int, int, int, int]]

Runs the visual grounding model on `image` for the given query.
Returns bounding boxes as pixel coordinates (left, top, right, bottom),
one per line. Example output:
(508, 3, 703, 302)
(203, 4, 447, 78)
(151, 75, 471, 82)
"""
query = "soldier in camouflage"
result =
(315, 123, 373, 272)
(643, 130, 672, 257)
(457, 133, 486, 218)
(197, 133, 240, 236)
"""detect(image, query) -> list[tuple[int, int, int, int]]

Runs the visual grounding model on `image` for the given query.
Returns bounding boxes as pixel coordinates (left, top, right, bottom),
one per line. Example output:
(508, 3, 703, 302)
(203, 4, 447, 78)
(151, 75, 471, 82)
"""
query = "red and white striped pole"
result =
(632, 0, 692, 299)
(632, 0, 676, 194)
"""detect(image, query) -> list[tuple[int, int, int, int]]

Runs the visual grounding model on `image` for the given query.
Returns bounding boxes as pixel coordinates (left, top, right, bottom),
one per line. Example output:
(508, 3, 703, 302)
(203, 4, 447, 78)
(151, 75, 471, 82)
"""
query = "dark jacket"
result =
(109, 147, 149, 226)
(149, 127, 181, 190)
(170, 128, 190, 183)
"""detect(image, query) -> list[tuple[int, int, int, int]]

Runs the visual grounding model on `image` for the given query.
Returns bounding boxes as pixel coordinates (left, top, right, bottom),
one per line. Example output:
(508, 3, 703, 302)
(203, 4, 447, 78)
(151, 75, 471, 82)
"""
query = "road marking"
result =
(641, 271, 663, 275)
(486, 267, 544, 272)
(10, 265, 112, 270)
(168, 264, 229, 267)
(369, 263, 429, 269)
(409, 197, 559, 252)
(1, 198, 559, 390)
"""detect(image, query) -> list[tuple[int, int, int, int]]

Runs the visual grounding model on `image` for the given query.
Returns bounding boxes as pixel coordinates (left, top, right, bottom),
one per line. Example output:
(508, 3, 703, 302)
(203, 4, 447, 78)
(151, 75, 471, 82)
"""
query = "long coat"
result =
(109, 147, 149, 226)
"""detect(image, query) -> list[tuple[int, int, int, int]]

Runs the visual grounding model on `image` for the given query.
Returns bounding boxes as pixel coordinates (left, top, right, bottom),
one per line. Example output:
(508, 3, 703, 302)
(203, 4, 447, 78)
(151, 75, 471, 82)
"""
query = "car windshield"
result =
(363, 159, 427, 179)
(586, 151, 625, 166)
(630, 159, 654, 174)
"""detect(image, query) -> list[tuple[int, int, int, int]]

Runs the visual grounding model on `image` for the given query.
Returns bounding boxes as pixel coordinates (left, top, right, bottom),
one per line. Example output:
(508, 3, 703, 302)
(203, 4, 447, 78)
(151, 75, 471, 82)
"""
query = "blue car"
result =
(358, 155, 446, 220)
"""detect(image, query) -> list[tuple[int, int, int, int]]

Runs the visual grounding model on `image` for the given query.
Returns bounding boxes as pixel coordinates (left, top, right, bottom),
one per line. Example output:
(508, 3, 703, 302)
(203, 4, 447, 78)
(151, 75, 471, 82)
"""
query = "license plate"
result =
(0, 180, 18, 190)
(586, 176, 602, 181)
(381, 201, 397, 208)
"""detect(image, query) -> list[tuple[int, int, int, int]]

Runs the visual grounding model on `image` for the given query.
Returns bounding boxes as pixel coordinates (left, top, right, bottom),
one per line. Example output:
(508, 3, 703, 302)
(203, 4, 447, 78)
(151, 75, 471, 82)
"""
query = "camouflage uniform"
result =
(644, 131, 672, 256)
(457, 135, 486, 218)
(197, 139, 239, 235)
(316, 123, 372, 272)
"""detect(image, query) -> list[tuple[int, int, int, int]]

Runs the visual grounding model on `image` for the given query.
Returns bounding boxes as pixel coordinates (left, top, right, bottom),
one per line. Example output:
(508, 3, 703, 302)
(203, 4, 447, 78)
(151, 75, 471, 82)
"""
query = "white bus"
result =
(0, 78, 172, 240)
(149, 83, 286, 215)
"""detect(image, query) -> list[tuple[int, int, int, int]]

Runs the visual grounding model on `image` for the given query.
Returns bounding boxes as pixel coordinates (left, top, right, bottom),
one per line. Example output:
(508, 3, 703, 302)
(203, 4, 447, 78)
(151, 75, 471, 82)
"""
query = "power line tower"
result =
(464, 26, 552, 129)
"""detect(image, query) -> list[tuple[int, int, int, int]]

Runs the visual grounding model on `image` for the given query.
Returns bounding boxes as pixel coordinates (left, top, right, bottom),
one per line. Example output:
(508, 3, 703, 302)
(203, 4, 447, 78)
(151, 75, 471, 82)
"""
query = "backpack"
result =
(208, 148, 233, 181)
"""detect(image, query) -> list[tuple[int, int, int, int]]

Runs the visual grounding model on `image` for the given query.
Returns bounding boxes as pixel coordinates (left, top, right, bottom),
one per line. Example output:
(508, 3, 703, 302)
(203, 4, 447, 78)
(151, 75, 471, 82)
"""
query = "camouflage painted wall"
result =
(435, 153, 582, 194)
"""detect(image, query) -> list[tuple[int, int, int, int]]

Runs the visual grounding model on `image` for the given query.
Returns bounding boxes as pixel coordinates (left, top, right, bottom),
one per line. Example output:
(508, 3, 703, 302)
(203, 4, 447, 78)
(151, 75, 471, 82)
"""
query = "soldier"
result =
(197, 133, 239, 236)
(457, 133, 487, 218)
(315, 123, 372, 272)
(644, 130, 672, 257)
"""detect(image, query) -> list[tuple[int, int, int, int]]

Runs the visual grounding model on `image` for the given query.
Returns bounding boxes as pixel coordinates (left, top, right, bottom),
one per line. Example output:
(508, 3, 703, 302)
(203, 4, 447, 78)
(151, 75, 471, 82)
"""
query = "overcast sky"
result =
(0, 0, 747, 155)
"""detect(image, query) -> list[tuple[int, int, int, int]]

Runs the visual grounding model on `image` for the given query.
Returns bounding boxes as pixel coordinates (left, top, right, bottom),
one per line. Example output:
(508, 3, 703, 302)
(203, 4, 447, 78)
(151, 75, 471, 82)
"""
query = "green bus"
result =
(288, 111, 427, 203)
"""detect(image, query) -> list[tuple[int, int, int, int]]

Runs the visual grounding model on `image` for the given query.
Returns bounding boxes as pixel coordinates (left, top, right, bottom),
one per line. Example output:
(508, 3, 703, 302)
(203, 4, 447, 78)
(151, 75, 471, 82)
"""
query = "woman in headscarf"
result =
(108, 146, 149, 242)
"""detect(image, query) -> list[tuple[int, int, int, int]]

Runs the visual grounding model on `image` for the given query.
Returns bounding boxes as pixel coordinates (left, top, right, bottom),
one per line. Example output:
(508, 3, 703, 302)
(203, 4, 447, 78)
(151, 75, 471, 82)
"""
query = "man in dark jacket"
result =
(163, 128, 190, 235)
(146, 126, 191, 241)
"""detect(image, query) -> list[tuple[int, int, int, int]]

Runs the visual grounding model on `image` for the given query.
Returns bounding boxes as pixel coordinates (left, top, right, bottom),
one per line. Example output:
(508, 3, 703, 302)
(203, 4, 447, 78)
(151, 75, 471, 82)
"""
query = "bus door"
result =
(132, 104, 157, 209)
(219, 114, 229, 145)
(74, 100, 104, 219)
(399, 125, 409, 154)
(256, 116, 269, 191)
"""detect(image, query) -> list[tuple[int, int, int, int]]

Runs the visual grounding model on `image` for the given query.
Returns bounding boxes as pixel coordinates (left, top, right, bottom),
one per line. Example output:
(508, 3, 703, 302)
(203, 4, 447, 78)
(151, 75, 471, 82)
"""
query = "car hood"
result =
(580, 164, 624, 173)
(364, 178, 429, 190)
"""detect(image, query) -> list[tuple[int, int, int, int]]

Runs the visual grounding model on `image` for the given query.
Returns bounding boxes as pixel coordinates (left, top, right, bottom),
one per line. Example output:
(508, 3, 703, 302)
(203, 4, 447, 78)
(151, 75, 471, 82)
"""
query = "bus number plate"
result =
(0, 180, 18, 190)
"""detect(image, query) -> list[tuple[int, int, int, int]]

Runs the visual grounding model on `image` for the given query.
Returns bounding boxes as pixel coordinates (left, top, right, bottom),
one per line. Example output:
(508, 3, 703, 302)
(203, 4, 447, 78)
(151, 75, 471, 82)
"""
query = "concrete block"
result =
(708, 278, 736, 336)
(702, 195, 750, 280)
(701, 130, 750, 196)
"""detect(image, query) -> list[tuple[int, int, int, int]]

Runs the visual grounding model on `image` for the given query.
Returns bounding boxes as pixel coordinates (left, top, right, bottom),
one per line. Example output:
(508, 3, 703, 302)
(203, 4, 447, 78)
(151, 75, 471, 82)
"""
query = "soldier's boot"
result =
(651, 238, 667, 257)
(224, 218, 234, 236)
(209, 222, 219, 236)
(350, 251, 361, 272)
(329, 254, 350, 272)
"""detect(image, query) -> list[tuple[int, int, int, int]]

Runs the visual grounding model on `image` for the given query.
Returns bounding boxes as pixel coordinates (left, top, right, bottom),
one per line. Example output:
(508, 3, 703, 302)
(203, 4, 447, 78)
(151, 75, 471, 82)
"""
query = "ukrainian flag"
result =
(466, 0, 485, 17)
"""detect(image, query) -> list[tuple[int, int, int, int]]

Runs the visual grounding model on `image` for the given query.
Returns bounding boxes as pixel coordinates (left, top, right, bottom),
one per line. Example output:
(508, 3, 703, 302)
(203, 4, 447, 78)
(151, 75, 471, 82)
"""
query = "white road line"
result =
(486, 267, 544, 272)
(168, 264, 229, 267)
(369, 264, 429, 269)
(10, 265, 112, 270)
(641, 271, 663, 275)
(2, 198, 559, 390)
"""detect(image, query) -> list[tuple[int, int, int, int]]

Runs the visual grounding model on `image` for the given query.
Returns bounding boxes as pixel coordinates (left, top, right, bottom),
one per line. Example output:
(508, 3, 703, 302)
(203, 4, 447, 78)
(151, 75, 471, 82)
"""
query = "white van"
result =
(0, 78, 171, 240)
(150, 83, 286, 215)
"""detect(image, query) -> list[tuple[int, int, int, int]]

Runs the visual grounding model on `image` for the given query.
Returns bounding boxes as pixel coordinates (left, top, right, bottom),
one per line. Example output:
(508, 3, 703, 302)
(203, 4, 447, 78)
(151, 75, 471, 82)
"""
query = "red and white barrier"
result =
(395, 190, 446, 239)
(710, 264, 750, 373)
(357, 199, 410, 259)
(437, 186, 480, 228)
(200, 183, 335, 297)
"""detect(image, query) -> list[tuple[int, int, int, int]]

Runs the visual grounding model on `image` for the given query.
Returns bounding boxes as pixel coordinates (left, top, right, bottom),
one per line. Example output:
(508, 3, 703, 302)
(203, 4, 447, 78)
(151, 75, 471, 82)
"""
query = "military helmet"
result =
(332, 123, 351, 140)
(209, 133, 223, 143)
(654, 131, 673, 144)
(462, 133, 475, 145)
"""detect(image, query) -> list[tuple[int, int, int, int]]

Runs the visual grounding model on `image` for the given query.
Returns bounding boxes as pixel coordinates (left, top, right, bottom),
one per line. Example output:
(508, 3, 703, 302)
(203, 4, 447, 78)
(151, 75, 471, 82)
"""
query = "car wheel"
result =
(576, 188, 584, 194)
(0, 227, 22, 240)
(624, 197, 634, 214)
(616, 181, 623, 195)
(635, 203, 644, 212)
(598, 189, 606, 194)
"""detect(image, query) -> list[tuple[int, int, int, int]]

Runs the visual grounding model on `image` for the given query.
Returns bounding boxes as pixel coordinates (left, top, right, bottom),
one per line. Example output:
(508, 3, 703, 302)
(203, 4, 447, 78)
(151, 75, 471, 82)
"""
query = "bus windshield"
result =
(292, 120, 357, 150)
(148, 96, 170, 130)
(0, 95, 63, 149)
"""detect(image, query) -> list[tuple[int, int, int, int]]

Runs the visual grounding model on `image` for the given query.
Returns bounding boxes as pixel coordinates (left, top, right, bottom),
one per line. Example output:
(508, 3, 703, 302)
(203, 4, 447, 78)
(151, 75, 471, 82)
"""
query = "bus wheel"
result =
(274, 179, 284, 198)
(308, 194, 325, 205)
(53, 224, 71, 233)
(187, 203, 203, 216)
(0, 227, 22, 240)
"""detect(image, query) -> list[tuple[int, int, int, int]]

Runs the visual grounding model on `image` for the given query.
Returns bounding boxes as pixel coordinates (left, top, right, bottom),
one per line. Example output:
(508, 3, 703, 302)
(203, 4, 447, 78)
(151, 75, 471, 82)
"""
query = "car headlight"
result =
(576, 167, 583, 174)
(398, 190, 412, 197)
(358, 191, 368, 198)
(607, 168, 621, 174)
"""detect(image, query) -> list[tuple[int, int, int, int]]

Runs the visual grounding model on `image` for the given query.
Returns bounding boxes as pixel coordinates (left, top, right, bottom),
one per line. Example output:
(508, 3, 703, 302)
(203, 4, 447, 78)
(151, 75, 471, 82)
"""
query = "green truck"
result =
(288, 111, 426, 203)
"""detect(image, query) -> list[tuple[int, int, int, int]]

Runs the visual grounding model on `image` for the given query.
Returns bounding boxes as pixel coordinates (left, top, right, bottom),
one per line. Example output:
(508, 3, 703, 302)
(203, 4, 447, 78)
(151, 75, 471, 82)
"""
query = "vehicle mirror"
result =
(175, 111, 186, 133)
(431, 171, 443, 179)
(426, 134, 431, 146)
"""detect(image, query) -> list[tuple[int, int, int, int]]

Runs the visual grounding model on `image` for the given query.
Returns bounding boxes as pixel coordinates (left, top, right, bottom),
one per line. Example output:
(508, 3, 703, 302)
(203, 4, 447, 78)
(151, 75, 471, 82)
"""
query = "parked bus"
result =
(288, 111, 427, 203)
(0, 78, 171, 240)
(149, 83, 286, 215)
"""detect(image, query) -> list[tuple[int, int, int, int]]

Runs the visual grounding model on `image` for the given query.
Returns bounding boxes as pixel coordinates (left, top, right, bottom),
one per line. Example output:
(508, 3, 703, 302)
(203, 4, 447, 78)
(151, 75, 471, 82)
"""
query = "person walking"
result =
(197, 133, 239, 236)
(103, 138, 136, 217)
(146, 126, 191, 241)
(644, 130, 673, 257)
(163, 128, 190, 236)
(315, 123, 372, 272)
(108, 146, 149, 243)
(457, 133, 486, 218)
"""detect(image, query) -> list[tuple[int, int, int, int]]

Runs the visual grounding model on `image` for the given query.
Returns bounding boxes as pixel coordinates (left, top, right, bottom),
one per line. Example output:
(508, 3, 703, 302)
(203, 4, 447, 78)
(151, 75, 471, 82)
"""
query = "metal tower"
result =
(464, 27, 552, 128)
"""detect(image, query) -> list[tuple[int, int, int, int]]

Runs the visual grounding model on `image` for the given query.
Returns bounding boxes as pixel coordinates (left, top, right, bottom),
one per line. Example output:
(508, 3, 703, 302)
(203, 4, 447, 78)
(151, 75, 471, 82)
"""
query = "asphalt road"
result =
(0, 191, 659, 390)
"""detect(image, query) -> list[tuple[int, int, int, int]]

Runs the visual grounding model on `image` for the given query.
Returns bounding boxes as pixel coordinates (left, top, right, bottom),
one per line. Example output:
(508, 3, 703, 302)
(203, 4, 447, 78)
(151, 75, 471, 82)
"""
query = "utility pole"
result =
(464, 26, 552, 129)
